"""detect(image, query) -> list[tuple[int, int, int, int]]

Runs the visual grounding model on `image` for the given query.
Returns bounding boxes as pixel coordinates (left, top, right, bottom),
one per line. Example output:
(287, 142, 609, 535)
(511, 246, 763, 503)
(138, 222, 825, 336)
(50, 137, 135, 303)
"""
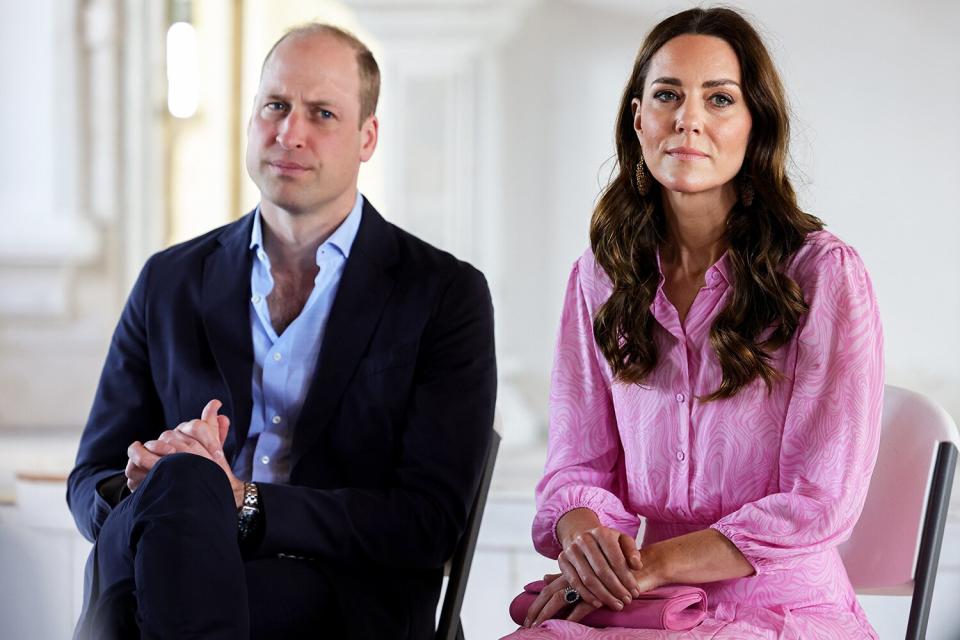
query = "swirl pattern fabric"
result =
(504, 231, 883, 639)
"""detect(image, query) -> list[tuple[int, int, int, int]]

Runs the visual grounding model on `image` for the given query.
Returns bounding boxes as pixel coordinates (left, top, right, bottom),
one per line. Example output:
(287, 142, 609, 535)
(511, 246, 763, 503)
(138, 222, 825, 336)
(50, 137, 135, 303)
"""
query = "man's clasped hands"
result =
(124, 399, 245, 508)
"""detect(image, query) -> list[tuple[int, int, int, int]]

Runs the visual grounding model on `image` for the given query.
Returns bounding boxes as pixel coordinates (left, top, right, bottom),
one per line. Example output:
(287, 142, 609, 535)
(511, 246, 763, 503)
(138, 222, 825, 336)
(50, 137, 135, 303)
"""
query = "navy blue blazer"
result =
(67, 199, 497, 577)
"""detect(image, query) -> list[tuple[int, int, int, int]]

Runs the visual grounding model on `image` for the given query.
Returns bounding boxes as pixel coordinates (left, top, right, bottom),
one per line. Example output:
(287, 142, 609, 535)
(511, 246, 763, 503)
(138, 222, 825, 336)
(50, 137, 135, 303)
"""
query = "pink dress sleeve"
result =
(711, 245, 884, 576)
(532, 259, 641, 559)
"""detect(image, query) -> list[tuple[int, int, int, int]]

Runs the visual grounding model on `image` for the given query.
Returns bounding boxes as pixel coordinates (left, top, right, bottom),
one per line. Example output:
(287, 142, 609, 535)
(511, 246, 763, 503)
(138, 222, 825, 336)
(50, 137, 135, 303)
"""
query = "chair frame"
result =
(435, 431, 501, 640)
(906, 440, 957, 639)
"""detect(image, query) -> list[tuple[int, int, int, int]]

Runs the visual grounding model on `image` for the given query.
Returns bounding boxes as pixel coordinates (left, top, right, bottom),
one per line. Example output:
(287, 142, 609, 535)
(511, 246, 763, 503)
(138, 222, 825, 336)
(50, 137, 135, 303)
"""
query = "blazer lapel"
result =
(291, 200, 399, 467)
(200, 212, 255, 460)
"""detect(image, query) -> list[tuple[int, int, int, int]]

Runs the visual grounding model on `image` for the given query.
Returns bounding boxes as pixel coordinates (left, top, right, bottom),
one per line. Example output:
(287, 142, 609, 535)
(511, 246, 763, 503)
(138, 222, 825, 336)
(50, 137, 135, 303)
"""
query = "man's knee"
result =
(136, 453, 234, 514)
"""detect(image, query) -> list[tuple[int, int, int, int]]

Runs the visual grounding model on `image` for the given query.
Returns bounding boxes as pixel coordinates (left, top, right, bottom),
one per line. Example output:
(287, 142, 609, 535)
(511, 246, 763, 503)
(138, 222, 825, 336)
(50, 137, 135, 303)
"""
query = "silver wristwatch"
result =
(237, 481, 260, 542)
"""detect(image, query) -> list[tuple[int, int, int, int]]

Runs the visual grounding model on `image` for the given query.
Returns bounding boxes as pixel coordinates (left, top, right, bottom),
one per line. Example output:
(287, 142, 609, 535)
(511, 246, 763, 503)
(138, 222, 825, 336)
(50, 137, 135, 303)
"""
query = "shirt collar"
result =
(654, 246, 731, 288)
(249, 191, 364, 265)
(706, 251, 731, 287)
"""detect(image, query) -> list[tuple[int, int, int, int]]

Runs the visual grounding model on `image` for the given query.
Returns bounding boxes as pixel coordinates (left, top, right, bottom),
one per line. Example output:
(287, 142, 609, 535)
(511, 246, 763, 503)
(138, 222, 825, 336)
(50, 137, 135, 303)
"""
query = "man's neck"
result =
(259, 191, 357, 270)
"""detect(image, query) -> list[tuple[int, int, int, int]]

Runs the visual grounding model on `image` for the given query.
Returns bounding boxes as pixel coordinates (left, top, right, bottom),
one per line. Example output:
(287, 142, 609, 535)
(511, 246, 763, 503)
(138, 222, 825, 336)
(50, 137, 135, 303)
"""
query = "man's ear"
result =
(359, 114, 379, 162)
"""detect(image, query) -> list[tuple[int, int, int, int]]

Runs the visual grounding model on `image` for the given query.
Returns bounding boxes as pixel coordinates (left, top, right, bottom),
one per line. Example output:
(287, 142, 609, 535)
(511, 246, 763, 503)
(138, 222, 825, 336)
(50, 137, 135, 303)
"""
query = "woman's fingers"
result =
(564, 600, 599, 623)
(526, 577, 576, 628)
(558, 553, 606, 609)
(523, 575, 565, 627)
(564, 535, 632, 609)
(619, 532, 644, 571)
(595, 532, 641, 597)
(581, 533, 635, 603)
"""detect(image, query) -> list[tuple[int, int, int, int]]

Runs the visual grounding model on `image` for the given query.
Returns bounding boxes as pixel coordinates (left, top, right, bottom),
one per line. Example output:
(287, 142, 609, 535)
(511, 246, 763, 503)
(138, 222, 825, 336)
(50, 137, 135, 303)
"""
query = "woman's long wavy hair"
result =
(591, 7, 823, 400)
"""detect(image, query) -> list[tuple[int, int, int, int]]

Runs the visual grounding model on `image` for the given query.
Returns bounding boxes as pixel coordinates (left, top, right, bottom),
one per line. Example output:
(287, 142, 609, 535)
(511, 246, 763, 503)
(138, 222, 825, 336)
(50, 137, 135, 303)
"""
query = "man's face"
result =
(245, 34, 378, 217)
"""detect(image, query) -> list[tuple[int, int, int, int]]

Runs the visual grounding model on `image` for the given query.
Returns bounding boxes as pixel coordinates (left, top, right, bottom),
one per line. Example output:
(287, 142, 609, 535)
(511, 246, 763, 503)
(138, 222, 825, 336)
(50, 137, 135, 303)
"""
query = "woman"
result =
(505, 7, 883, 639)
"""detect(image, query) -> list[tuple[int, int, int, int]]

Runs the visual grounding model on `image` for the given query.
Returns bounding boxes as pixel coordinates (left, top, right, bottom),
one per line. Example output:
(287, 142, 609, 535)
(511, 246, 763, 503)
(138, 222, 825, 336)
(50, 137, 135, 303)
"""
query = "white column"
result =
(0, 0, 166, 430)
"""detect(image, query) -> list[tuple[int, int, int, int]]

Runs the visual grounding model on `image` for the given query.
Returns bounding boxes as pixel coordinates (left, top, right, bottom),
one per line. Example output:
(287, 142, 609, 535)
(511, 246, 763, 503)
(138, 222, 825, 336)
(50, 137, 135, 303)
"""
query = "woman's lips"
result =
(666, 147, 708, 160)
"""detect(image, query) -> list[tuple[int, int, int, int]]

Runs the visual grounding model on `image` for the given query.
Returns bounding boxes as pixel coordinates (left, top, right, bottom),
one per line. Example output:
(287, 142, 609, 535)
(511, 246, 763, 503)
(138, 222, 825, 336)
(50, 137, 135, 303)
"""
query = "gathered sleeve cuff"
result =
(711, 244, 884, 576)
(532, 257, 641, 559)
(533, 483, 641, 559)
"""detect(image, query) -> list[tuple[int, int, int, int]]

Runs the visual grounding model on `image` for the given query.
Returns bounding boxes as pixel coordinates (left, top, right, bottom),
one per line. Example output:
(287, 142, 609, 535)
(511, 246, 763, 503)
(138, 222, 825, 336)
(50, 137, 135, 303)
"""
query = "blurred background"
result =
(0, 0, 958, 637)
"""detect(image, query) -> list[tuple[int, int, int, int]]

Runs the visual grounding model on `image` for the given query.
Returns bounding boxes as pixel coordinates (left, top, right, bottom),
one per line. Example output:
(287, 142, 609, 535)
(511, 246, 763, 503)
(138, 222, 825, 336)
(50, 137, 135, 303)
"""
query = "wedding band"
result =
(562, 585, 581, 605)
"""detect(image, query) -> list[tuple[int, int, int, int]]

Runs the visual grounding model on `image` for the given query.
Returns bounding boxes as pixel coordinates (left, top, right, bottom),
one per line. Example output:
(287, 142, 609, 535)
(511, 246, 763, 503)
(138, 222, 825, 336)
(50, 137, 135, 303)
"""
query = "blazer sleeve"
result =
(531, 259, 640, 559)
(711, 245, 884, 576)
(66, 256, 167, 543)
(254, 263, 497, 569)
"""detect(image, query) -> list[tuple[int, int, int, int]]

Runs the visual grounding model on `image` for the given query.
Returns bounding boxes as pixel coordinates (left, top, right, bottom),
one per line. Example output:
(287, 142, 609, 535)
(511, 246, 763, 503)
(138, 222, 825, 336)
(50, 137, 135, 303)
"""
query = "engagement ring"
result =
(562, 585, 581, 605)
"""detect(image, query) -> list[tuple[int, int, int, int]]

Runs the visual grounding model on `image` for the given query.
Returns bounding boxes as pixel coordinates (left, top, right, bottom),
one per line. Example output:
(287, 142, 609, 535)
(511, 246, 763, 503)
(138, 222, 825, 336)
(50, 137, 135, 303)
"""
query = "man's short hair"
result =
(261, 23, 380, 122)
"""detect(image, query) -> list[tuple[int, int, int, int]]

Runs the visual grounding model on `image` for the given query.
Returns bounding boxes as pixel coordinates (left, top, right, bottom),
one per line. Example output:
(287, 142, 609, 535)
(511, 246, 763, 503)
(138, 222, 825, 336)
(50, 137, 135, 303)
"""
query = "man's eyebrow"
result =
(261, 94, 339, 108)
(649, 77, 742, 89)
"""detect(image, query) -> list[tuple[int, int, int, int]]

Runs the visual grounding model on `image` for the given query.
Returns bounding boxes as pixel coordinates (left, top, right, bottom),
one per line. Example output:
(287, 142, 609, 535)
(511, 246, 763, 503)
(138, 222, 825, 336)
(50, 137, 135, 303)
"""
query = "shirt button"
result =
(260, 455, 270, 465)
(272, 415, 282, 424)
(676, 450, 686, 462)
(273, 352, 282, 362)
(251, 294, 261, 304)
(676, 393, 685, 403)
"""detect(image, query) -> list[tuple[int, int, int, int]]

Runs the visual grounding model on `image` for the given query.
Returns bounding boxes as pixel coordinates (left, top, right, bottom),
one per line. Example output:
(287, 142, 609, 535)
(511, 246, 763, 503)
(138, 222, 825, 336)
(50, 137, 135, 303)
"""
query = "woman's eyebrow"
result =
(649, 77, 742, 89)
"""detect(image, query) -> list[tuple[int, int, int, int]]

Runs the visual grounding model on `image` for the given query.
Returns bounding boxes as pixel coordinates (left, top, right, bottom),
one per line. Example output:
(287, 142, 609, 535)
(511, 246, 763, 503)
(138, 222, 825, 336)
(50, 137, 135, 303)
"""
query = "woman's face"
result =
(632, 34, 752, 198)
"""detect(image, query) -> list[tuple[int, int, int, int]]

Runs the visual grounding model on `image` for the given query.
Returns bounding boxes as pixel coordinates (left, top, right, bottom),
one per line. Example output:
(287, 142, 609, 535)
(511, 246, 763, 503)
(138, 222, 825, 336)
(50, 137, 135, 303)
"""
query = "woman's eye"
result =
(710, 94, 734, 107)
(653, 90, 679, 102)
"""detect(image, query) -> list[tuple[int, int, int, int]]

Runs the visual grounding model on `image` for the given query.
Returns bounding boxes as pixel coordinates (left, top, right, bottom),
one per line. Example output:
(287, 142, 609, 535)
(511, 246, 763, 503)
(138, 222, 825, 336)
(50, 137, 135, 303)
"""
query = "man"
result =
(67, 23, 496, 639)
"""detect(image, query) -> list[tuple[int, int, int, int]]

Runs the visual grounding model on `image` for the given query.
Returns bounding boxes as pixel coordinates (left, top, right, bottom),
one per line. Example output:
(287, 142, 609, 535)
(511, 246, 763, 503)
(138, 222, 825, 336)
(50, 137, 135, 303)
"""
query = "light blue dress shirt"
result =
(233, 191, 364, 483)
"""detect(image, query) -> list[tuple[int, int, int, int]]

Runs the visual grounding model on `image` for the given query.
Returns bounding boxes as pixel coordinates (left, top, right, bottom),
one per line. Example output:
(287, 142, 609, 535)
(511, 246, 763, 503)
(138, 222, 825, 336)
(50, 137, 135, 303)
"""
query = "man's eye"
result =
(317, 109, 334, 119)
(653, 90, 679, 102)
(265, 102, 287, 112)
(710, 94, 734, 107)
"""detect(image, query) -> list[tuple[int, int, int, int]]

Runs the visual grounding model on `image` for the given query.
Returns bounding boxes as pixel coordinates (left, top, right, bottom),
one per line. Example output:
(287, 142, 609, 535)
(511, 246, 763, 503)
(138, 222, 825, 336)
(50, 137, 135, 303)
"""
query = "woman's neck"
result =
(660, 187, 735, 276)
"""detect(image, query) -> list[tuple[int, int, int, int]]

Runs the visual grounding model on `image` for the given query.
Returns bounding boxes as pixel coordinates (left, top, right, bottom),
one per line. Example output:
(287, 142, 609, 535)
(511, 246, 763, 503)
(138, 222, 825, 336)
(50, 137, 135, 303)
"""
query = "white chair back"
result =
(838, 385, 960, 595)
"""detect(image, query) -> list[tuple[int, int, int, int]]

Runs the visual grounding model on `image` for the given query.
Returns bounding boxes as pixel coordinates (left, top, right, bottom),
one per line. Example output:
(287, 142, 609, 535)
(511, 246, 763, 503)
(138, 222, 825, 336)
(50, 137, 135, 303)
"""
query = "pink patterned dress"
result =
(504, 231, 883, 639)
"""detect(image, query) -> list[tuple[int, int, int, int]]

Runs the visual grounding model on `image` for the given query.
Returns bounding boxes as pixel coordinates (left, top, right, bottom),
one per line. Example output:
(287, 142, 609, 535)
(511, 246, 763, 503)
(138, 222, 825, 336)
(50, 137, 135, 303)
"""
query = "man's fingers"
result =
(127, 441, 160, 469)
(167, 429, 212, 456)
(200, 399, 222, 424)
(176, 420, 222, 458)
(124, 458, 147, 491)
(216, 414, 230, 447)
(144, 439, 176, 456)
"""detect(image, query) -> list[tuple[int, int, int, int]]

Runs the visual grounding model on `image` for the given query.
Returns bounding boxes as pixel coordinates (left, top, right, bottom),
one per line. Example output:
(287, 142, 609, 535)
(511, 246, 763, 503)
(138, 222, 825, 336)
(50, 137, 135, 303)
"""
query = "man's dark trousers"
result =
(78, 454, 426, 638)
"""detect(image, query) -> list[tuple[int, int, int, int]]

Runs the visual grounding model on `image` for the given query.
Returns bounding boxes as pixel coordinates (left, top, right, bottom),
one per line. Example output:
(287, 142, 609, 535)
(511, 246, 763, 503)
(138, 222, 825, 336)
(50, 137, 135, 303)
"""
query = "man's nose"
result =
(674, 100, 704, 135)
(275, 110, 306, 149)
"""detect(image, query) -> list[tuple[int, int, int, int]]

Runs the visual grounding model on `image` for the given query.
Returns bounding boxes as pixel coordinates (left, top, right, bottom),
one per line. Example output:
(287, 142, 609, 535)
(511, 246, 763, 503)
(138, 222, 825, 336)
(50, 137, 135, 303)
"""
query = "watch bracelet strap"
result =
(237, 481, 261, 543)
